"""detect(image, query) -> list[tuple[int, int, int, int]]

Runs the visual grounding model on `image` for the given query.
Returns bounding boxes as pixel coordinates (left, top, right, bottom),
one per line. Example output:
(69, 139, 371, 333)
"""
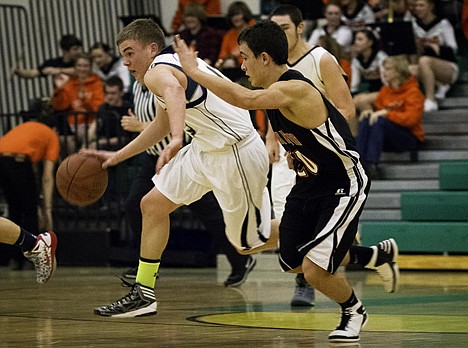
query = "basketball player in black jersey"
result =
(174, 20, 398, 343)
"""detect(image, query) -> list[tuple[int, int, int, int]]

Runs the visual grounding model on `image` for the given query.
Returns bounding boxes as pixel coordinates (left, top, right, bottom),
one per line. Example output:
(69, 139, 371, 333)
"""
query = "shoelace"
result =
(27, 245, 50, 279)
(336, 308, 352, 329)
(106, 282, 139, 308)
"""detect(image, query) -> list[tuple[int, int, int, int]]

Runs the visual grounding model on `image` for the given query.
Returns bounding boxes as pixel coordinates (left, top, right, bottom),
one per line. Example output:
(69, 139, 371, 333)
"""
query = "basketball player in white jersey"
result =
(84, 19, 274, 318)
(174, 20, 398, 343)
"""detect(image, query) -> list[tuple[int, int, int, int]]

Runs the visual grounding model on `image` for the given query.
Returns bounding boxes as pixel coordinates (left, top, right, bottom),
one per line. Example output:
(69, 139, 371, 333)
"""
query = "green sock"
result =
(136, 258, 160, 288)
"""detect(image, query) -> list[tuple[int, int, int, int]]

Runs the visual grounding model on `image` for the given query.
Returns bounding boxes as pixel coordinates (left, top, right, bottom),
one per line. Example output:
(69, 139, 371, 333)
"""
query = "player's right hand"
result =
(79, 149, 119, 169)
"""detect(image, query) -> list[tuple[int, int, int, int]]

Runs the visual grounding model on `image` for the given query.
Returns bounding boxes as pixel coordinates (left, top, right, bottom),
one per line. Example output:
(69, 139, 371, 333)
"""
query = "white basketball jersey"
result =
(288, 46, 336, 101)
(149, 46, 254, 151)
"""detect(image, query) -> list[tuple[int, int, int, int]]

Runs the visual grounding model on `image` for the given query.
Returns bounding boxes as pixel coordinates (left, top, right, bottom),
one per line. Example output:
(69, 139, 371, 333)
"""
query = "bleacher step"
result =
(360, 221, 468, 253)
(401, 191, 468, 221)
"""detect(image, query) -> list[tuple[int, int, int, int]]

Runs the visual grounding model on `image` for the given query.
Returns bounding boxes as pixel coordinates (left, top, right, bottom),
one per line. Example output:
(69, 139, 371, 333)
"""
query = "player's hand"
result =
(155, 138, 183, 174)
(265, 137, 280, 163)
(121, 109, 145, 132)
(79, 149, 119, 169)
(172, 35, 199, 76)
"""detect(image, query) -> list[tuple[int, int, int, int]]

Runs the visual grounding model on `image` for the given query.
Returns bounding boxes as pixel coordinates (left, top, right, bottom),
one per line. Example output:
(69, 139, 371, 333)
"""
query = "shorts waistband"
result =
(0, 152, 30, 162)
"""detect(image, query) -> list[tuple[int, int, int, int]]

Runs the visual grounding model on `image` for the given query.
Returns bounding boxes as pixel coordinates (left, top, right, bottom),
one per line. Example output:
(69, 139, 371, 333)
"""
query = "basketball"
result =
(56, 153, 108, 206)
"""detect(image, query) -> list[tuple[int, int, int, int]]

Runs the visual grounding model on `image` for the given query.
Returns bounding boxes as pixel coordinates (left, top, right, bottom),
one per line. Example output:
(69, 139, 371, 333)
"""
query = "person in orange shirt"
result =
(171, 0, 221, 34)
(0, 116, 60, 272)
(356, 55, 424, 179)
(51, 53, 104, 150)
(216, 1, 255, 82)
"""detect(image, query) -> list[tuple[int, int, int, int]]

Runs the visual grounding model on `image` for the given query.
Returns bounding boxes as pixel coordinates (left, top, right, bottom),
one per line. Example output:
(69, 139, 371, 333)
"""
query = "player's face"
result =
(239, 42, 265, 88)
(119, 39, 157, 83)
(270, 15, 301, 55)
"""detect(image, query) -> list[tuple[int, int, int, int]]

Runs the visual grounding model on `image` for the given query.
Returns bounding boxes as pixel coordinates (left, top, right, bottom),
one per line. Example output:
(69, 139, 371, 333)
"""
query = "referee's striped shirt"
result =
(132, 81, 190, 156)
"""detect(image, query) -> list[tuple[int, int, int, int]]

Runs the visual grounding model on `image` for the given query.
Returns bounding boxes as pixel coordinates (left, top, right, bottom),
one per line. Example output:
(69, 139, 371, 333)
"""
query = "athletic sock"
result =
(348, 245, 373, 266)
(339, 291, 359, 309)
(14, 228, 37, 252)
(136, 257, 160, 288)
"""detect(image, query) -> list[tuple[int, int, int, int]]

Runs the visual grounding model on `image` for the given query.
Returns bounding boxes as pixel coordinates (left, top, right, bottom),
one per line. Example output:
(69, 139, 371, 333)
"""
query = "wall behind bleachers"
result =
(0, 0, 162, 134)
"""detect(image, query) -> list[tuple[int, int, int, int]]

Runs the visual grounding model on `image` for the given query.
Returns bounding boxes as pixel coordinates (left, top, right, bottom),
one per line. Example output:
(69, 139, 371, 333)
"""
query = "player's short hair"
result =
(60, 34, 82, 51)
(238, 20, 288, 65)
(270, 4, 304, 27)
(116, 18, 165, 52)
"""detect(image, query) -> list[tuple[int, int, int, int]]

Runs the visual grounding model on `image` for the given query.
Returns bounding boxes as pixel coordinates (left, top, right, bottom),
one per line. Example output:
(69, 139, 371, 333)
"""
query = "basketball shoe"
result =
(224, 255, 256, 287)
(23, 231, 57, 283)
(329, 300, 368, 343)
(290, 273, 315, 307)
(94, 280, 157, 318)
(366, 238, 400, 293)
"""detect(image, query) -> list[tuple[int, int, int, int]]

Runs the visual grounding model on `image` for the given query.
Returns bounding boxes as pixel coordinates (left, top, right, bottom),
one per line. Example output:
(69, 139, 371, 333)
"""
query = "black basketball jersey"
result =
(267, 69, 365, 196)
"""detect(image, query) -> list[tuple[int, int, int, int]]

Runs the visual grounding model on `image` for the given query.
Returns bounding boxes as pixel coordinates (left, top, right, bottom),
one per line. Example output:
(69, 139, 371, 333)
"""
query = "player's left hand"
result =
(156, 138, 182, 174)
(172, 35, 199, 75)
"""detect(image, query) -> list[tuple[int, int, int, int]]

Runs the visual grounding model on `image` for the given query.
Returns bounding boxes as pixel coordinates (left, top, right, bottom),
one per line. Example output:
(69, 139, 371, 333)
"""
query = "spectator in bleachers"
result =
(338, 0, 375, 30)
(216, 1, 255, 82)
(51, 53, 104, 151)
(177, 3, 224, 66)
(12, 34, 82, 79)
(171, 0, 221, 34)
(90, 42, 131, 96)
(93, 76, 133, 151)
(0, 115, 59, 270)
(356, 55, 424, 179)
(351, 28, 387, 133)
(308, 1, 353, 53)
(408, 0, 459, 112)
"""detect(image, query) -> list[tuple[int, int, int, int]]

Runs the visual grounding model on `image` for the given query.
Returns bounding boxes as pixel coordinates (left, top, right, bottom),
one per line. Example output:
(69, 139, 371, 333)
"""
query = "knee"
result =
(418, 56, 432, 68)
(140, 193, 157, 216)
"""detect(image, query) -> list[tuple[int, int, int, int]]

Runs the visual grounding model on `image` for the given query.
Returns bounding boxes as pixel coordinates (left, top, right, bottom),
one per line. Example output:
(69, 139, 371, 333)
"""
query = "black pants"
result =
(124, 153, 249, 271)
(0, 156, 38, 263)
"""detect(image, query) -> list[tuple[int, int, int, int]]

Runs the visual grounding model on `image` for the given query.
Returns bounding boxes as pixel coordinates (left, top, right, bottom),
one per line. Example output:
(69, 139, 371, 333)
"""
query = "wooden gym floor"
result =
(1, 254, 468, 347)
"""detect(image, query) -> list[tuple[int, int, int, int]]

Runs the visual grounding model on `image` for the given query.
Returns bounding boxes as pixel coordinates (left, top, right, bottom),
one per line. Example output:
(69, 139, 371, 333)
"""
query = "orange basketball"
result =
(56, 153, 108, 206)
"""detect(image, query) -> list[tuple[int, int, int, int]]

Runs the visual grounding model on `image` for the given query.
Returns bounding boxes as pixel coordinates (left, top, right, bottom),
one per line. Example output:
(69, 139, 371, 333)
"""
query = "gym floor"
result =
(1, 254, 467, 347)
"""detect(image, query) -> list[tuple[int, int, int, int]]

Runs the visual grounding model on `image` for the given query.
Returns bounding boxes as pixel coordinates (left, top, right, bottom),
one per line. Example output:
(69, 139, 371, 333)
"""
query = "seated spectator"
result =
(94, 76, 133, 150)
(338, 0, 375, 30)
(216, 1, 255, 82)
(177, 3, 224, 66)
(12, 34, 82, 80)
(171, 0, 221, 34)
(408, 0, 458, 112)
(356, 55, 424, 179)
(51, 53, 104, 151)
(308, 1, 353, 53)
(90, 42, 131, 96)
(351, 28, 387, 132)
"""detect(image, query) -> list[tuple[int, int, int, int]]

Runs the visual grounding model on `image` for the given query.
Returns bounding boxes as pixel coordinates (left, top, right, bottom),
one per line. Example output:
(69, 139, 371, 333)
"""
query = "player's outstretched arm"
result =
(173, 35, 287, 111)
